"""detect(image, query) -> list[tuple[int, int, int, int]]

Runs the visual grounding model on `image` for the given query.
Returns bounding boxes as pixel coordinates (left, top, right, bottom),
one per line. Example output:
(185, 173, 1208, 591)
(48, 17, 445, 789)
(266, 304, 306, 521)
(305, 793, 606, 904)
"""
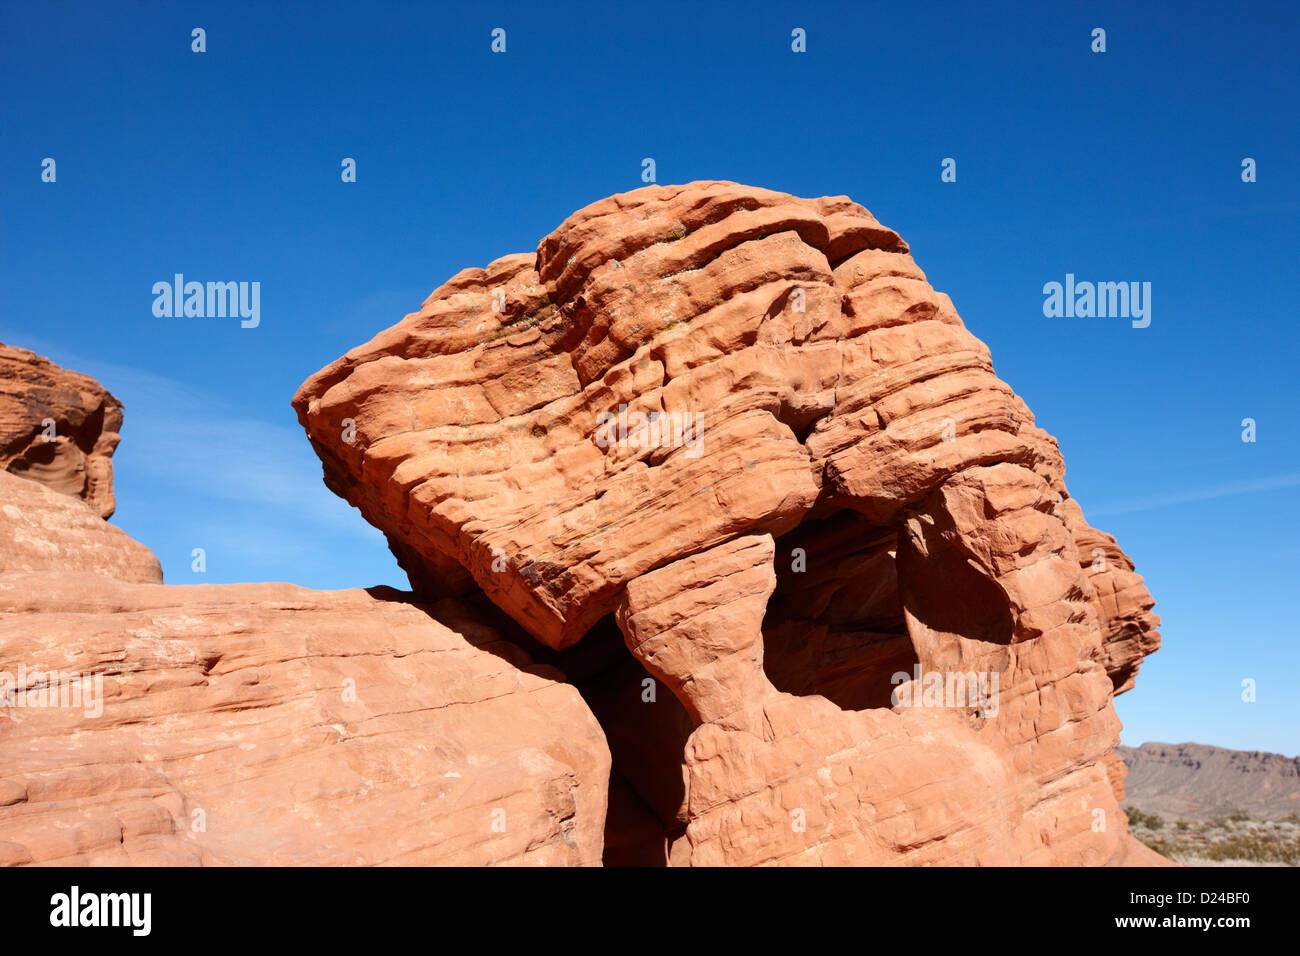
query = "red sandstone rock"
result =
(1, 181, 1166, 868)
(0, 343, 124, 518)
(0, 471, 161, 584)
(0, 350, 610, 866)
(0, 570, 610, 865)
(294, 181, 1164, 866)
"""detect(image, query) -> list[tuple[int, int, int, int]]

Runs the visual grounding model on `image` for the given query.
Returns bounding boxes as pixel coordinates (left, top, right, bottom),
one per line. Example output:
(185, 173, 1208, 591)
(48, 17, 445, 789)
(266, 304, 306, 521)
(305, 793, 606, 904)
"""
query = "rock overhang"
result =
(293, 180, 1155, 678)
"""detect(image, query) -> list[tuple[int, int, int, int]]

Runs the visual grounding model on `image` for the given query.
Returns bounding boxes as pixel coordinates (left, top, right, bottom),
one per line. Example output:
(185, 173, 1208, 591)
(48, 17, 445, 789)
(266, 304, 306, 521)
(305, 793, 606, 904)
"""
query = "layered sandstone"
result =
(0, 343, 124, 518)
(0, 572, 609, 865)
(1, 181, 1165, 867)
(0, 471, 161, 584)
(294, 181, 1164, 865)
(0, 355, 610, 866)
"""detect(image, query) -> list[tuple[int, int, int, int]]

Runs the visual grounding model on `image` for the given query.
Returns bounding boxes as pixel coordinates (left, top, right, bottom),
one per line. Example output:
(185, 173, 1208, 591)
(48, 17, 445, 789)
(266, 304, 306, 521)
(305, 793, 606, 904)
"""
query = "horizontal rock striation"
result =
(294, 181, 1165, 865)
(1, 350, 611, 866)
(1119, 742, 1300, 821)
(0, 572, 609, 865)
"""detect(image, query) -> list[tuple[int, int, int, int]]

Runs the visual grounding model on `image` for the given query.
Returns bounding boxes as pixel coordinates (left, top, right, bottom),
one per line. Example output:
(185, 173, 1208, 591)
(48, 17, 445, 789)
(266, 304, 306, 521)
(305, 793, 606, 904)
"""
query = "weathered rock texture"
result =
(0, 343, 124, 518)
(1, 353, 610, 866)
(294, 181, 1165, 865)
(0, 573, 609, 865)
(0, 471, 161, 584)
(1, 182, 1166, 867)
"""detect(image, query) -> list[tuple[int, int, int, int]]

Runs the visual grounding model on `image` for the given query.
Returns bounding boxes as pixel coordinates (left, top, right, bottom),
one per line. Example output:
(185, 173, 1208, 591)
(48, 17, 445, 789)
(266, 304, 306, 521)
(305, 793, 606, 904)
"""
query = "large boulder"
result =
(293, 181, 1165, 865)
(0, 343, 125, 518)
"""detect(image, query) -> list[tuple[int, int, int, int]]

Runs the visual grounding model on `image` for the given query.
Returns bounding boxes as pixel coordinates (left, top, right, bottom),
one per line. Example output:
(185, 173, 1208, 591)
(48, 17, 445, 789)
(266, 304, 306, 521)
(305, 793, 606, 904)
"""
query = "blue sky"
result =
(2, 1, 1297, 755)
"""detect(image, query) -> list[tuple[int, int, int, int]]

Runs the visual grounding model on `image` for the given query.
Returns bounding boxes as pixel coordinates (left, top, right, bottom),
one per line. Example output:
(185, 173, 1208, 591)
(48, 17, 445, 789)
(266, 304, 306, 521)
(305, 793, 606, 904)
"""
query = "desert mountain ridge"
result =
(1119, 741, 1300, 822)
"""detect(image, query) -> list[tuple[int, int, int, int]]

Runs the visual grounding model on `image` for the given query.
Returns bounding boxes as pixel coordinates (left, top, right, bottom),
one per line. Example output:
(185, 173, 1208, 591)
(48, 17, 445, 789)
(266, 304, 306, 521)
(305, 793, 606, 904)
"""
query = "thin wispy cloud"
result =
(1088, 472, 1300, 517)
(0, 331, 377, 541)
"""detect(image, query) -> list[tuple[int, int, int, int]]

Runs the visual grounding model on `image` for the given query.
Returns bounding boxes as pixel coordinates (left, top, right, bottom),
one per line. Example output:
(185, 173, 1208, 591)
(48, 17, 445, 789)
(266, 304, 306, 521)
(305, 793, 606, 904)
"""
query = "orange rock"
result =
(2, 181, 1165, 867)
(0, 570, 610, 865)
(0, 351, 611, 866)
(0, 343, 124, 518)
(296, 181, 1163, 865)
(0, 471, 161, 584)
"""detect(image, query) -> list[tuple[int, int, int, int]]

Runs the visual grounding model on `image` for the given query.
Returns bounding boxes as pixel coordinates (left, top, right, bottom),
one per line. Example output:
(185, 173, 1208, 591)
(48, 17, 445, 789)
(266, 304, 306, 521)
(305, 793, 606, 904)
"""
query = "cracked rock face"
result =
(296, 181, 1165, 865)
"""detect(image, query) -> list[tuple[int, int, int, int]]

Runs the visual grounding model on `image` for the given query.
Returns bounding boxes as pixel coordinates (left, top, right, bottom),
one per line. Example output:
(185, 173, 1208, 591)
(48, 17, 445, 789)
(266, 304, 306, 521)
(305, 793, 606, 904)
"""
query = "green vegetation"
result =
(1126, 807, 1163, 830)
(1127, 807, 1300, 865)
(1203, 833, 1300, 865)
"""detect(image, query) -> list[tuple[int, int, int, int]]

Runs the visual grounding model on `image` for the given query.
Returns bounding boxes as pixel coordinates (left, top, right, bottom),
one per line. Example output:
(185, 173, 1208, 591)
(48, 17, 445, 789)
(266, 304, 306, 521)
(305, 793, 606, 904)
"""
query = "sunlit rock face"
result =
(294, 181, 1163, 866)
(0, 348, 609, 867)
(0, 343, 125, 519)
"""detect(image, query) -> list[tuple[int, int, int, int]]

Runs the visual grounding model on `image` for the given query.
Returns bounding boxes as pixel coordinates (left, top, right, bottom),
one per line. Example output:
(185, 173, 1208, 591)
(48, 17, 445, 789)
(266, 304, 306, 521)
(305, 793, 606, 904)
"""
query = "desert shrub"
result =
(1126, 808, 1166, 830)
(1203, 834, 1299, 865)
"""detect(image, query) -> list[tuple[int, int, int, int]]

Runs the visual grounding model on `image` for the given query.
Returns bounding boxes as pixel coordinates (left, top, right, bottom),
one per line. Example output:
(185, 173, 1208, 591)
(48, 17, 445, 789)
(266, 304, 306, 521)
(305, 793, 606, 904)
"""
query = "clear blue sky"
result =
(2, 1, 1297, 755)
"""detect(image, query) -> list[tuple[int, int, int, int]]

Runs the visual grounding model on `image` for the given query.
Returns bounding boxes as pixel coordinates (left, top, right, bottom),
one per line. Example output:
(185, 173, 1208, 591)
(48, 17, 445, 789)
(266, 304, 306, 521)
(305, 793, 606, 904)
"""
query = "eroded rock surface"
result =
(295, 181, 1164, 865)
(1, 181, 1165, 867)
(0, 471, 161, 584)
(0, 572, 609, 865)
(1, 352, 611, 866)
(0, 343, 124, 518)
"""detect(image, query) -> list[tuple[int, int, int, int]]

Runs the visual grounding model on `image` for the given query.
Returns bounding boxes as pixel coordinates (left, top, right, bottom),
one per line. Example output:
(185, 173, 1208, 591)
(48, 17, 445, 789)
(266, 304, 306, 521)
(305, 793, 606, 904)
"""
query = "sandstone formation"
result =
(0, 573, 608, 865)
(294, 181, 1164, 865)
(2, 181, 1166, 867)
(0, 343, 124, 518)
(1, 352, 609, 866)
(0, 471, 161, 584)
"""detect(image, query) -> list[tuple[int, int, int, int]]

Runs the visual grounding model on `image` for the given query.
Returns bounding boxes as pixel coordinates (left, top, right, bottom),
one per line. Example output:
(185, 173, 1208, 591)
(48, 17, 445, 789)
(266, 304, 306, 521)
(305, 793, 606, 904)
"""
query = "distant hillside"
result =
(1119, 742, 1300, 821)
